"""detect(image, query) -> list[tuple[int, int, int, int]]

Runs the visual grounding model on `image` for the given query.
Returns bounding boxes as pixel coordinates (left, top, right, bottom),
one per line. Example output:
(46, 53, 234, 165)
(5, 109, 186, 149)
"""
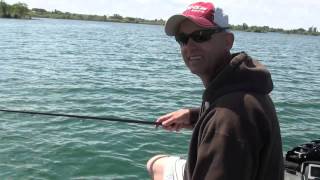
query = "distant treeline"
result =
(231, 23, 319, 36)
(31, 8, 165, 25)
(1, 0, 319, 36)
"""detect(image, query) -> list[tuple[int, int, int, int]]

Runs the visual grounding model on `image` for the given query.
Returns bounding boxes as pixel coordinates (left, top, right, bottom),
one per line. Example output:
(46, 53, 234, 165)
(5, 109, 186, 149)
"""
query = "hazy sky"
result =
(5, 0, 320, 30)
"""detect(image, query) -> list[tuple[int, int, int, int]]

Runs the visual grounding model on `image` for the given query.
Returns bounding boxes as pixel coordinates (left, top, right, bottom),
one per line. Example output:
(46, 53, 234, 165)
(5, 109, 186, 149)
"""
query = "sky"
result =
(5, 0, 320, 30)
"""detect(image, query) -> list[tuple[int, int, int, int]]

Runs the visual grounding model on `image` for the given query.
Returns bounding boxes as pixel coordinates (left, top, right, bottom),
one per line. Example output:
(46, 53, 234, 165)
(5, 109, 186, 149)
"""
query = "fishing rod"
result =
(0, 109, 161, 126)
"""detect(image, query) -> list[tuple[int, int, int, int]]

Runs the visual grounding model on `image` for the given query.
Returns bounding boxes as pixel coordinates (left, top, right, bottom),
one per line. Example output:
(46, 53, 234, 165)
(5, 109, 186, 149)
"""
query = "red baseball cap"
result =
(165, 2, 230, 36)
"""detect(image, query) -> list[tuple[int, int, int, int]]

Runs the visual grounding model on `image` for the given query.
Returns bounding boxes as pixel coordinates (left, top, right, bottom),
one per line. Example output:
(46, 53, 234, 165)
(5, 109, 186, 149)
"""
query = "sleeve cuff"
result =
(189, 108, 200, 125)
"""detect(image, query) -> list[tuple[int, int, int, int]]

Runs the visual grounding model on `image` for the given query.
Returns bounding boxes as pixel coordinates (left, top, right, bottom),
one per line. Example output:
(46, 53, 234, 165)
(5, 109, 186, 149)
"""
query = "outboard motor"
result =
(285, 139, 320, 180)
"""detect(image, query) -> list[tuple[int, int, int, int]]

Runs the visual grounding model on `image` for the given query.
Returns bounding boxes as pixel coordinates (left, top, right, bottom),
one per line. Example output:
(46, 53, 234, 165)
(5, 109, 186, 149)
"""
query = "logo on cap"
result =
(186, 5, 208, 13)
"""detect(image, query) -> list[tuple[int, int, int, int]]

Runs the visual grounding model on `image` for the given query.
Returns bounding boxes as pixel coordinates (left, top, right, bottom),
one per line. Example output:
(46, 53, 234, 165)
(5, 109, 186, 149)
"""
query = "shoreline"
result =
(2, 16, 319, 37)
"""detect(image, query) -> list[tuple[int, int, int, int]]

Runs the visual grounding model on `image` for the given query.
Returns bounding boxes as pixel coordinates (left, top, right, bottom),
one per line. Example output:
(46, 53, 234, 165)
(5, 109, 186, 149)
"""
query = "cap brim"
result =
(165, 15, 216, 36)
(165, 15, 187, 36)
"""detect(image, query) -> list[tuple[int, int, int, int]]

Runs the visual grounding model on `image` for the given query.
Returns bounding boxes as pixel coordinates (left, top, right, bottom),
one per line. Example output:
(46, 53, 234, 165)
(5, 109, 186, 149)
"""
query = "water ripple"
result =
(0, 18, 319, 179)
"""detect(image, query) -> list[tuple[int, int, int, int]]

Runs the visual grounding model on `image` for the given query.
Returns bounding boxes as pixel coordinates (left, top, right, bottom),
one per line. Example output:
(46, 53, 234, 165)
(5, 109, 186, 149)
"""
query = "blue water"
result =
(0, 18, 319, 179)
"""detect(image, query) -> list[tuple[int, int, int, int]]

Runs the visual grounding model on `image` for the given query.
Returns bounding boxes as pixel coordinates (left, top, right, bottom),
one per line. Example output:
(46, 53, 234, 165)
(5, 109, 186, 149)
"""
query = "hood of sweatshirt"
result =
(203, 52, 273, 102)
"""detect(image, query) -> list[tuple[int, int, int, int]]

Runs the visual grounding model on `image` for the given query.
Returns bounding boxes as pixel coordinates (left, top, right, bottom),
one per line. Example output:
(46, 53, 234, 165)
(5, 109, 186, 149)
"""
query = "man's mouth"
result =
(189, 56, 202, 61)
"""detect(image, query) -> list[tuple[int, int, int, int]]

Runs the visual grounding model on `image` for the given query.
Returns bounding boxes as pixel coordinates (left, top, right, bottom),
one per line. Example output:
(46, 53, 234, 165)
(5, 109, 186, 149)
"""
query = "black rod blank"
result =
(0, 109, 161, 126)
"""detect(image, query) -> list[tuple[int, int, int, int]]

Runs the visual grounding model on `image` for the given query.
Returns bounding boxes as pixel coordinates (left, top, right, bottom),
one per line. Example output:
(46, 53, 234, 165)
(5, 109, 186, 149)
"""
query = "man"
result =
(147, 2, 284, 180)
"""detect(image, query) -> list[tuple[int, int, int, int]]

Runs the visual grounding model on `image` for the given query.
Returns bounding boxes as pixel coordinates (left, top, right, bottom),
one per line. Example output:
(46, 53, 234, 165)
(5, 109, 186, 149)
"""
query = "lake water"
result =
(0, 18, 319, 179)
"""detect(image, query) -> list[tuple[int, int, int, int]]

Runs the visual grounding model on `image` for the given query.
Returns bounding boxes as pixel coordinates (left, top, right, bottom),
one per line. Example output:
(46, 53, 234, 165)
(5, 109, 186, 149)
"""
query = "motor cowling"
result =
(285, 139, 320, 180)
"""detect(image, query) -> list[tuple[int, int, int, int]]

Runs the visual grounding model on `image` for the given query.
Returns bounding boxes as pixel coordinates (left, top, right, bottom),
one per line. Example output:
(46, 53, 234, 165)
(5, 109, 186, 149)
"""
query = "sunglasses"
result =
(175, 28, 227, 46)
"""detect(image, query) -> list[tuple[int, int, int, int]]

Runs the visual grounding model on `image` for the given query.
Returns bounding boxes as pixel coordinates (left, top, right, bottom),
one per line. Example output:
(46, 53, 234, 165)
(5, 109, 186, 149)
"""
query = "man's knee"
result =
(146, 154, 169, 177)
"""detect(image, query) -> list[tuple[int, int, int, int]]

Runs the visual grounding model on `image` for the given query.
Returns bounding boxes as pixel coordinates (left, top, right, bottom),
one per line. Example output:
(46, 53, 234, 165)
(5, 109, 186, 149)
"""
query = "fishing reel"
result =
(285, 139, 320, 180)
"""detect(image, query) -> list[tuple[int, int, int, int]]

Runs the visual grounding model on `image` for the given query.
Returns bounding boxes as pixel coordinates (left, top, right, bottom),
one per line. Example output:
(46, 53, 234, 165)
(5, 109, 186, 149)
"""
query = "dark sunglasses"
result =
(175, 28, 227, 46)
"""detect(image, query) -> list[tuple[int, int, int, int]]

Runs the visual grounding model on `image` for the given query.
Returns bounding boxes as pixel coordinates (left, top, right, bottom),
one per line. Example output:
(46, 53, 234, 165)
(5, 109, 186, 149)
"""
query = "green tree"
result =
(313, 27, 317, 33)
(0, 0, 9, 17)
(110, 14, 123, 20)
(9, 2, 29, 18)
(297, 28, 306, 33)
(124, 16, 137, 23)
(242, 23, 249, 30)
(54, 9, 62, 14)
(32, 8, 46, 13)
(262, 26, 269, 32)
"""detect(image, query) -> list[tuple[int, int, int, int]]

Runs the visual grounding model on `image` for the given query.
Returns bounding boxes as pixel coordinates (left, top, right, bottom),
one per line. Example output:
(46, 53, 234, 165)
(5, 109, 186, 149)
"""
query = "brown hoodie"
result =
(184, 52, 284, 180)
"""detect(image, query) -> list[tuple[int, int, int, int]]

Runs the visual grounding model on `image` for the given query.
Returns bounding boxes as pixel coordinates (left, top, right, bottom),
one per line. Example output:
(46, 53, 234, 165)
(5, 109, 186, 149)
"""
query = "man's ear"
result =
(225, 32, 234, 51)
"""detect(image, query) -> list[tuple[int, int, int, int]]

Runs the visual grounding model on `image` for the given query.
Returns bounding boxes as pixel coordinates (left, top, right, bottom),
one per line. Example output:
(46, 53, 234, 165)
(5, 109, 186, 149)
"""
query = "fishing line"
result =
(0, 109, 161, 126)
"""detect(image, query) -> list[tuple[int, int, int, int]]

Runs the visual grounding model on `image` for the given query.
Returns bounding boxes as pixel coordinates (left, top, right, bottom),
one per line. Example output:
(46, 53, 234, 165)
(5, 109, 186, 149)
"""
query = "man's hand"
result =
(156, 109, 193, 132)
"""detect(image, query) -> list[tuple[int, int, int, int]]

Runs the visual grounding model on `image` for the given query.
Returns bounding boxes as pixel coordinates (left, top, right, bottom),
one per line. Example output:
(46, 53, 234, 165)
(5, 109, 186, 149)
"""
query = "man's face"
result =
(177, 20, 231, 77)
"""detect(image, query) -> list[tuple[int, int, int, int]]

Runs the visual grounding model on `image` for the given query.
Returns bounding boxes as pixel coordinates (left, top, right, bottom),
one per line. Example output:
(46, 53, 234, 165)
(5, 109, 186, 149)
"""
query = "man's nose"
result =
(183, 38, 198, 49)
